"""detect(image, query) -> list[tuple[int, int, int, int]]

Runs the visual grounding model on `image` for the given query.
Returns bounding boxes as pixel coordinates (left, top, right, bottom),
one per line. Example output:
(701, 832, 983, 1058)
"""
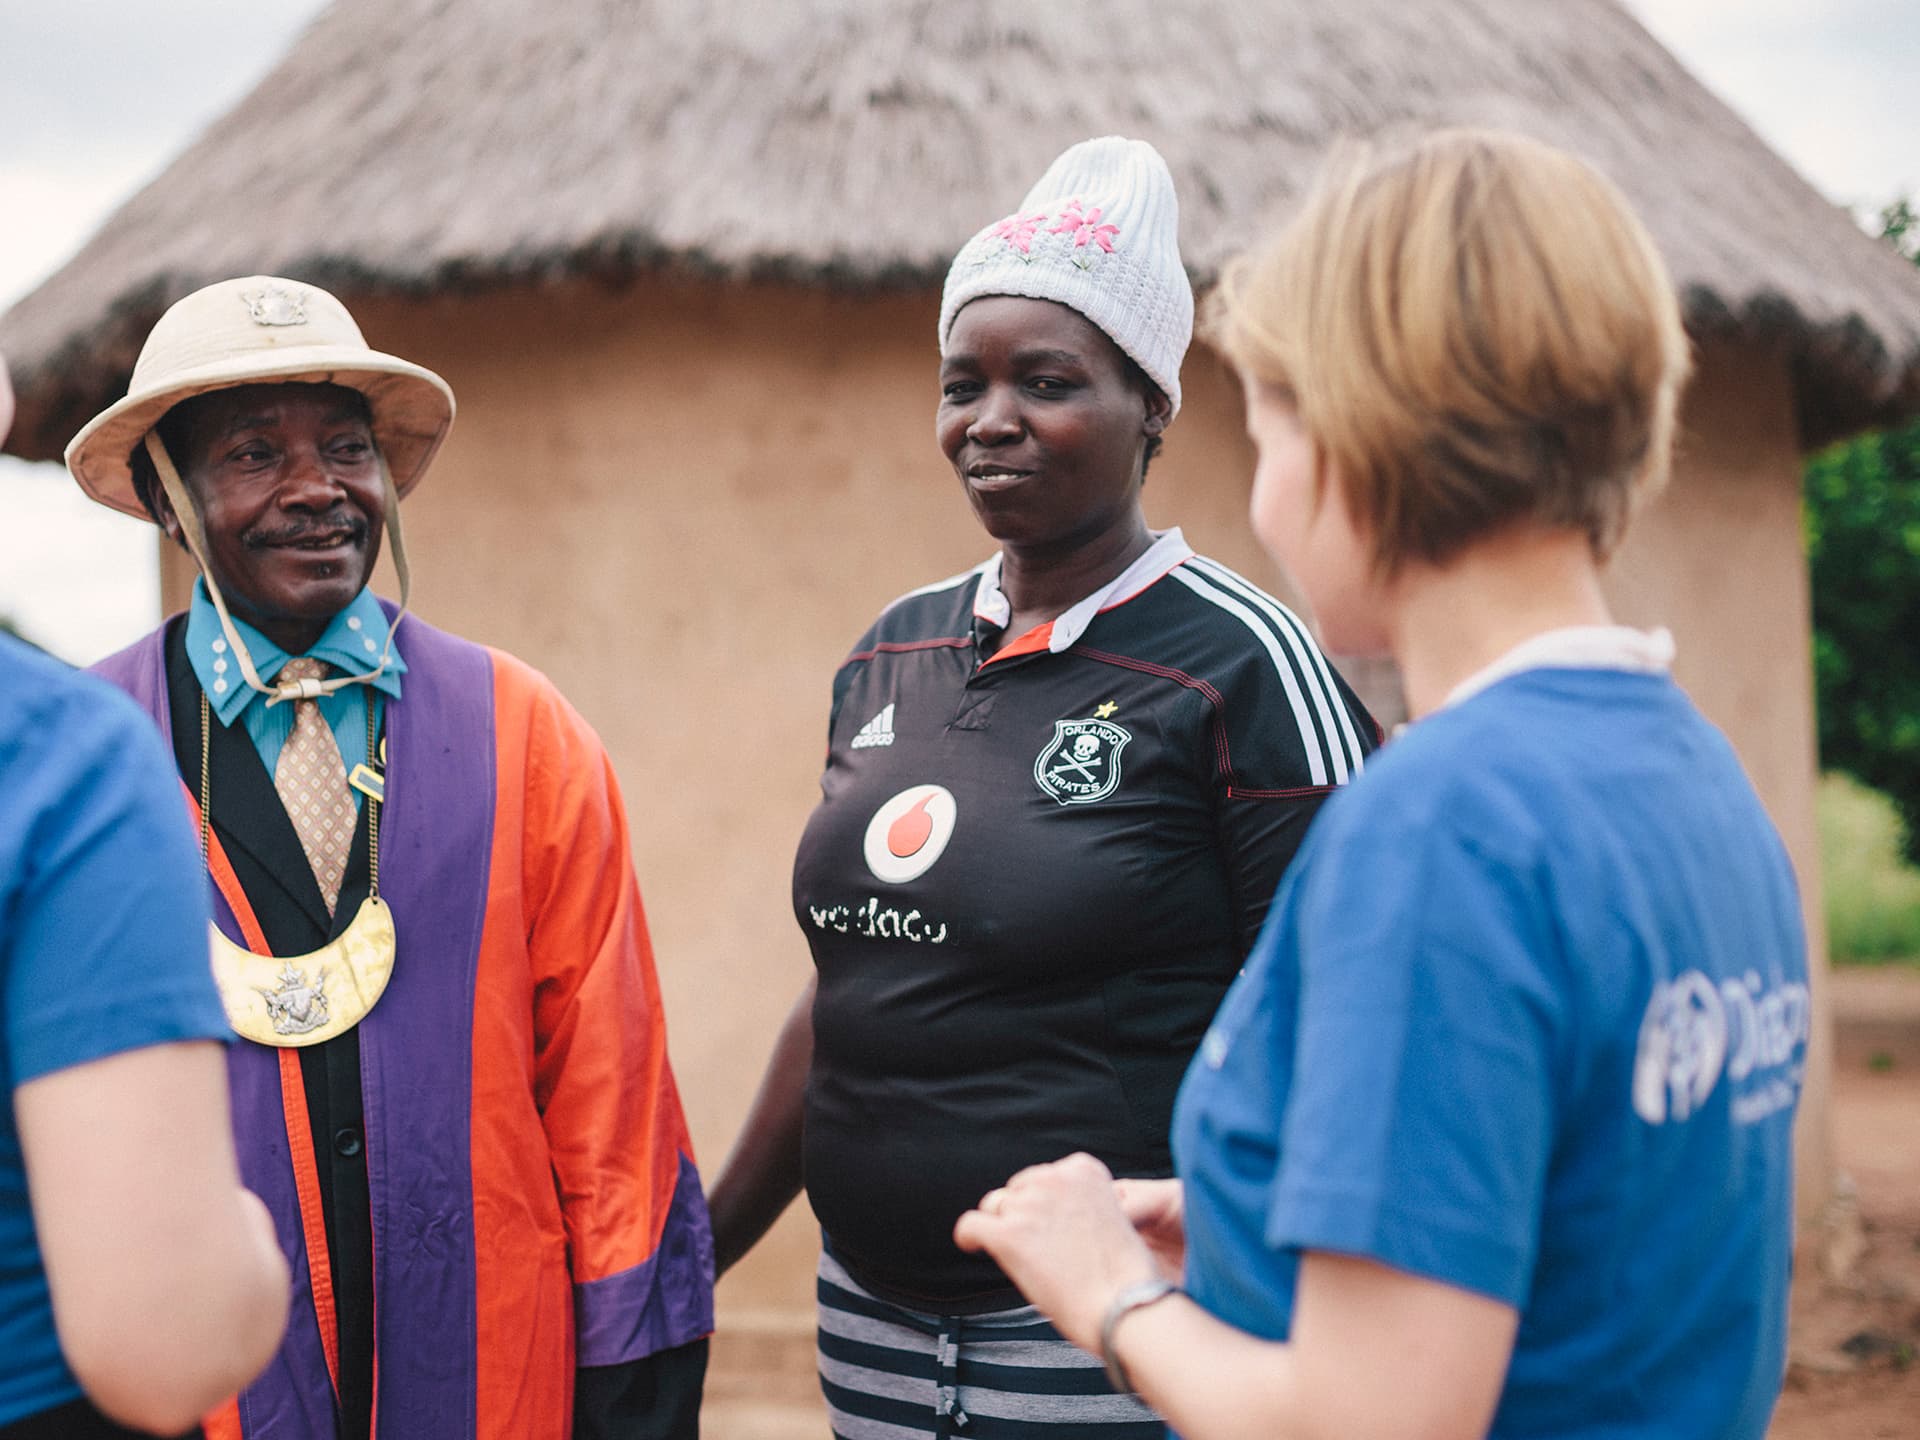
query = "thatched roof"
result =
(6, 0, 1919, 458)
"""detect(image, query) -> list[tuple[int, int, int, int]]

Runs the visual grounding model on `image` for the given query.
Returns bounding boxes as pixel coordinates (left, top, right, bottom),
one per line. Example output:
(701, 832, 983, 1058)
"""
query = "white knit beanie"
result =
(939, 136, 1193, 417)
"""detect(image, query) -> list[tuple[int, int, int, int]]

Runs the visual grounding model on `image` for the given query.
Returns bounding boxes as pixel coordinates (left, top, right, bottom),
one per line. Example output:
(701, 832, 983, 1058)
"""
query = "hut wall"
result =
(155, 284, 1831, 1390)
(1599, 341, 1833, 1226)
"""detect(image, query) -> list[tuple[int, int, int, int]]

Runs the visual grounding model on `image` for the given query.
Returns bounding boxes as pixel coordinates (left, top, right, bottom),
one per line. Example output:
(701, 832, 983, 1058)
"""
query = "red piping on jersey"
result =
(1074, 647, 1326, 799)
(1073, 648, 1234, 781)
(844, 637, 972, 665)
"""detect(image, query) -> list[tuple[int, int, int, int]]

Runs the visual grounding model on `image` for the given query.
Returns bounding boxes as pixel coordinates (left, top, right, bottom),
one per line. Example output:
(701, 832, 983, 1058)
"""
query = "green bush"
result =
(1807, 422, 1920, 869)
(1806, 200, 1920, 869)
(1819, 772, 1920, 964)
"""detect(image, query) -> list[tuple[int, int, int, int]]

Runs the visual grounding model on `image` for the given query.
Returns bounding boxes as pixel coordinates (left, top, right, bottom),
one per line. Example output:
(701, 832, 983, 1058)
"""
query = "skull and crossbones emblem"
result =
(1051, 733, 1106, 782)
(1033, 717, 1131, 805)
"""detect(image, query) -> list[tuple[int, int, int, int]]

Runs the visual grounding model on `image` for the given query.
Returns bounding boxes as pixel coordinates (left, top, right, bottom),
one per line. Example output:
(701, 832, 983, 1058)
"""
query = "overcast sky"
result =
(1, 0, 1915, 662)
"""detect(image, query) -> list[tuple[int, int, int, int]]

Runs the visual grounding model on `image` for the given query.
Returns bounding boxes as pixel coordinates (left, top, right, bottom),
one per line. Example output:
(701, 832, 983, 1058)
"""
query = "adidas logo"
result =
(851, 702, 896, 750)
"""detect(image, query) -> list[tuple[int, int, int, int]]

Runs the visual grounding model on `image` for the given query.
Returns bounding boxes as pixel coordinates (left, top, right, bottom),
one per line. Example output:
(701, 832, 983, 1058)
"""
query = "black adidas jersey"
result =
(792, 533, 1379, 1308)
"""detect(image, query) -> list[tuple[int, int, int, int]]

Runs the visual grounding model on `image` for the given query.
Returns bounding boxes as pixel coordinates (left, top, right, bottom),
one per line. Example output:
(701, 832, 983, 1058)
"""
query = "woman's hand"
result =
(1114, 1176, 1186, 1280)
(707, 978, 814, 1276)
(954, 1153, 1160, 1352)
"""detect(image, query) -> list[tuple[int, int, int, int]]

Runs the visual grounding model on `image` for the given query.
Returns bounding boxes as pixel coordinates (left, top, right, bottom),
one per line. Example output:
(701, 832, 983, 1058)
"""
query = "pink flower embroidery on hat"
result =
(1048, 200, 1120, 254)
(989, 210, 1048, 255)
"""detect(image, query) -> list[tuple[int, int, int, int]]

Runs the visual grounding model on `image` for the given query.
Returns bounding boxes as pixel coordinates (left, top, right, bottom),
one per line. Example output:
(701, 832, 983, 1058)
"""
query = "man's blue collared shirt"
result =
(185, 581, 405, 796)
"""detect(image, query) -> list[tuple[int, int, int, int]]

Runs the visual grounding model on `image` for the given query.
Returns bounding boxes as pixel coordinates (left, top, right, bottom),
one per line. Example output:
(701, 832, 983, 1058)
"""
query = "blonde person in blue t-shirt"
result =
(0, 352, 287, 1440)
(956, 130, 1806, 1440)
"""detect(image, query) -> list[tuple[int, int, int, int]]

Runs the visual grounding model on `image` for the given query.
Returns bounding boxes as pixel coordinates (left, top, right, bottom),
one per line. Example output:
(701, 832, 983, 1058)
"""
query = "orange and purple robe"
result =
(96, 612, 713, 1439)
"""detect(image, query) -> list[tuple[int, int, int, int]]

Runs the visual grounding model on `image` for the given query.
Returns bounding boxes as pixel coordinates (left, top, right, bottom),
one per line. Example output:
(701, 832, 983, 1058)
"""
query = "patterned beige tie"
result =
(274, 657, 355, 915)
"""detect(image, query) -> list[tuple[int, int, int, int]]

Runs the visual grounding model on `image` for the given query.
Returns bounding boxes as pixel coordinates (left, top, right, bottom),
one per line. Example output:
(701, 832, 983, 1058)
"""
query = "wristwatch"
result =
(1099, 1277, 1180, 1394)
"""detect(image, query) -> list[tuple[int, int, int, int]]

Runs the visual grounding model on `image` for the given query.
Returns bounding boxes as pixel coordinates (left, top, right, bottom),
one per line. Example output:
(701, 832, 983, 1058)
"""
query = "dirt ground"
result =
(1770, 984, 1920, 1440)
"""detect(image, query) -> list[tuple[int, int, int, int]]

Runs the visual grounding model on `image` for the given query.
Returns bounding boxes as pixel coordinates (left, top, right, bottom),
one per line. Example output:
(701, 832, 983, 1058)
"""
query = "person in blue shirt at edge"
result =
(0, 348, 290, 1440)
(955, 128, 1809, 1440)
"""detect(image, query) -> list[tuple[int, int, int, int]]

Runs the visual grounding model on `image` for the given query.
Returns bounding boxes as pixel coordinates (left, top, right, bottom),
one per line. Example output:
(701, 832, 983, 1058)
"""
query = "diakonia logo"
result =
(863, 784, 958, 884)
(1631, 969, 1811, 1127)
(1033, 718, 1131, 806)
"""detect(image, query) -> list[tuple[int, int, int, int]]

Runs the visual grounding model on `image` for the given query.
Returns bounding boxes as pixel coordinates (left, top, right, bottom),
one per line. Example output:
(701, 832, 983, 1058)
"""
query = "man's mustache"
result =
(243, 514, 371, 549)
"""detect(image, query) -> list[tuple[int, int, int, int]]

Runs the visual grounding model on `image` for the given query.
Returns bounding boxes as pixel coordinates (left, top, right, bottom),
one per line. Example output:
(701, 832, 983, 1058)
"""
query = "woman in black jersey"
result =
(708, 136, 1377, 1438)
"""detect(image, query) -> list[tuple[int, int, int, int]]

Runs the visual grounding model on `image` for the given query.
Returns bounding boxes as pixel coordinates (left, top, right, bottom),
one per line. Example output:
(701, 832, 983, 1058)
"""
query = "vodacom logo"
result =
(863, 784, 958, 884)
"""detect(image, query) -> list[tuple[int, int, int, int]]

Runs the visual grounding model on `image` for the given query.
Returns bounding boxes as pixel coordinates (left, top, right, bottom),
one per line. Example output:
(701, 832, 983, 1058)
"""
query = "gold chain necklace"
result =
(201, 689, 398, 1047)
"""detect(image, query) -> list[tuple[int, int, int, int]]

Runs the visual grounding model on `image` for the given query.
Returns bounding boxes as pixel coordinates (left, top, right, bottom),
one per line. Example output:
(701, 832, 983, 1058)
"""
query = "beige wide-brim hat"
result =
(66, 275, 455, 521)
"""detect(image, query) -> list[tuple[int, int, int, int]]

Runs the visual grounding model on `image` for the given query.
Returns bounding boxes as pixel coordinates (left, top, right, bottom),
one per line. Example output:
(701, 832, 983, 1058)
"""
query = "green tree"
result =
(1805, 198, 1920, 864)
(1874, 197, 1917, 261)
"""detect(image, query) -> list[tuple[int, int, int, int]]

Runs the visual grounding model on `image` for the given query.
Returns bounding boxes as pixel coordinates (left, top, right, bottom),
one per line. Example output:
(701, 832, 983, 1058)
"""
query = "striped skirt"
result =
(816, 1252, 1166, 1439)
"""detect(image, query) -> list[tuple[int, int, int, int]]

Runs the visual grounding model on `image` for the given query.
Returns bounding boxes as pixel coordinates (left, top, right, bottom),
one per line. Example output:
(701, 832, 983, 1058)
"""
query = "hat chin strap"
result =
(143, 432, 413, 706)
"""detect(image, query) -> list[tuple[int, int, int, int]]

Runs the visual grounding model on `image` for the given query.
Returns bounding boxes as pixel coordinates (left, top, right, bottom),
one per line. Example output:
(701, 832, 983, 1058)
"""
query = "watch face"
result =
(863, 784, 959, 884)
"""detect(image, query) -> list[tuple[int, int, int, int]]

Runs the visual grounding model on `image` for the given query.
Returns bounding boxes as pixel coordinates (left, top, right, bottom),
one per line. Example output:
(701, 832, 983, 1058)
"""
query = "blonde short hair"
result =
(1210, 128, 1691, 574)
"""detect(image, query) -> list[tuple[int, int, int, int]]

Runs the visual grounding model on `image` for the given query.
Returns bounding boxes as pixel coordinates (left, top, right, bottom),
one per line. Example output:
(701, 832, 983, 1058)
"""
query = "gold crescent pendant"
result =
(197, 688, 396, 1048)
(210, 896, 398, 1047)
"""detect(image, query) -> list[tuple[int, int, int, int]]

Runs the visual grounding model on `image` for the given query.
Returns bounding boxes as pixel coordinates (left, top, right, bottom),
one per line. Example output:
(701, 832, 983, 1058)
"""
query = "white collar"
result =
(973, 529, 1195, 653)
(1443, 625, 1675, 711)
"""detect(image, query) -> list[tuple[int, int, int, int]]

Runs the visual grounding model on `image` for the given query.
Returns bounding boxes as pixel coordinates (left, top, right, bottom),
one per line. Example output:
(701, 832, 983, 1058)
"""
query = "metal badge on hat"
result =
(240, 282, 309, 326)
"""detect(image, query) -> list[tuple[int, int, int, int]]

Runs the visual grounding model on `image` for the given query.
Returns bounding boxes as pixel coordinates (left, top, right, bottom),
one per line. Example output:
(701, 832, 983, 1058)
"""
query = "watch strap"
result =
(1098, 1277, 1179, 1394)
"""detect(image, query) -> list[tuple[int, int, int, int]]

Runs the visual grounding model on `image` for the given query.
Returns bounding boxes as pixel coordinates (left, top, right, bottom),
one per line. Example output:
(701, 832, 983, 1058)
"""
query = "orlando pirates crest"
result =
(1033, 717, 1132, 805)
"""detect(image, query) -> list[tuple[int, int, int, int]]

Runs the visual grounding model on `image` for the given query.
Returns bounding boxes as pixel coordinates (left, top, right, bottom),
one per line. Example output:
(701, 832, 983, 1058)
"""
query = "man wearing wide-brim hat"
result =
(73, 276, 713, 1440)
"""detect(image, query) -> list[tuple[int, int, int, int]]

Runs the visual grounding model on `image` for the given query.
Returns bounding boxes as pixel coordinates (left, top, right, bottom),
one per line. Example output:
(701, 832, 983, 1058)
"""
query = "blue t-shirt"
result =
(0, 635, 229, 1426)
(1173, 667, 1806, 1439)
